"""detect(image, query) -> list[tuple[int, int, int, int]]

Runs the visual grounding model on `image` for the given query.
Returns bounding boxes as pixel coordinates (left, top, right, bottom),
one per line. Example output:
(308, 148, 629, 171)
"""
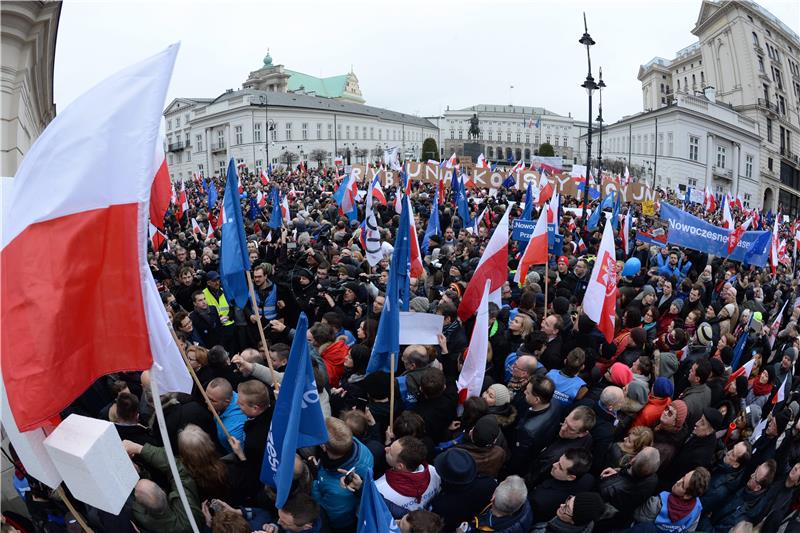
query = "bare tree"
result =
(310, 148, 330, 168)
(280, 151, 298, 167)
(355, 148, 369, 163)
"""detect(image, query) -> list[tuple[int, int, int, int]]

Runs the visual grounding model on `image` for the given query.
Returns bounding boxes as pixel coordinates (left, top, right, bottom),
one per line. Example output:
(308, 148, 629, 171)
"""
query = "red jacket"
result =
(321, 340, 349, 388)
(630, 394, 671, 430)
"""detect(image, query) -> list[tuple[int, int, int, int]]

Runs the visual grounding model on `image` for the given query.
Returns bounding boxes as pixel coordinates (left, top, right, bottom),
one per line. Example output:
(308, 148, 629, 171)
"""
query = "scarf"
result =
(752, 379, 773, 397)
(384, 466, 431, 502)
(667, 495, 697, 522)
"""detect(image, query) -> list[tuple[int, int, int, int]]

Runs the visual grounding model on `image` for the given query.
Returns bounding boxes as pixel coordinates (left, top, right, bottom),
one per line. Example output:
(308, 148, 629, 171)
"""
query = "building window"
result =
(677, 79, 681, 91)
(328, 124, 333, 140)
(285, 123, 292, 141)
(370, 127, 374, 140)
(271, 127, 277, 142)
(175, 117, 181, 128)
(716, 145, 726, 168)
(185, 113, 190, 124)
(316, 123, 322, 140)
(506, 132, 512, 142)
(168, 154, 173, 165)
(767, 118, 773, 142)
(546, 135, 551, 144)
(773, 67, 783, 90)
(778, 95, 786, 115)
(650, 134, 656, 155)
(378, 129, 382, 140)
(563, 136, 568, 146)
(516, 133, 521, 143)
(175, 153, 181, 164)
(700, 71, 704, 84)
(758, 56, 765, 73)
(337, 123, 342, 140)
(234, 125, 243, 145)
(525, 133, 530, 144)
(254, 123, 262, 142)
(450, 129, 455, 139)
(458, 130, 463, 139)
(196, 134, 203, 152)
(689, 135, 699, 161)
(346, 125, 351, 140)
(745, 154, 753, 178)
(217, 130, 224, 147)
(688, 178, 698, 187)
(667, 132, 673, 156)
(302, 123, 308, 140)
(488, 131, 493, 141)
(535, 135, 540, 145)
(752, 32, 760, 46)
(658, 133, 664, 155)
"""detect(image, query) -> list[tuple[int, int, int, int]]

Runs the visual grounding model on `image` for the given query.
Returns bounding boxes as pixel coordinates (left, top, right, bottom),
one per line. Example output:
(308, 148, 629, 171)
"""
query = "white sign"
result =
(399, 312, 444, 346)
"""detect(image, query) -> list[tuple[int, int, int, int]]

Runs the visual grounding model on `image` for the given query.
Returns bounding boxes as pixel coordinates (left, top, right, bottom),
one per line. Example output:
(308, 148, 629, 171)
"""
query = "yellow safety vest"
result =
(203, 287, 234, 326)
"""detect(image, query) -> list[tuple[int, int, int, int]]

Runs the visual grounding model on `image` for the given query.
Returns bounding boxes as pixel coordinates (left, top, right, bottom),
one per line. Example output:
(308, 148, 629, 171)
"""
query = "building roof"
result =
(199, 88, 436, 128)
(455, 104, 563, 117)
(284, 70, 349, 99)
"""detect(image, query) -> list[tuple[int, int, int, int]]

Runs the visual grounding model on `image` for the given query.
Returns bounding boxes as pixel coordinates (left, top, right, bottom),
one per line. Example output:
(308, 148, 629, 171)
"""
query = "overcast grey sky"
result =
(54, 0, 799, 124)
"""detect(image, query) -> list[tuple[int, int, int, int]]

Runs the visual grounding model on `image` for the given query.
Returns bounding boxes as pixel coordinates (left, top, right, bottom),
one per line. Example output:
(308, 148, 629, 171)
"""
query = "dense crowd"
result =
(6, 165, 800, 533)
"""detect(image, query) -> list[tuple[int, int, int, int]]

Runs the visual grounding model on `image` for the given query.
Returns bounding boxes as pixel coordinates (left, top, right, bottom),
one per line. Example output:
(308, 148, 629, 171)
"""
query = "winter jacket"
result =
(630, 395, 672, 430)
(633, 492, 702, 532)
(312, 438, 374, 529)
(663, 433, 718, 489)
(430, 476, 497, 533)
(701, 485, 772, 532)
(456, 442, 508, 479)
(464, 500, 535, 533)
(678, 384, 711, 429)
(699, 463, 745, 515)
(508, 404, 562, 476)
(529, 475, 594, 523)
(599, 468, 658, 520)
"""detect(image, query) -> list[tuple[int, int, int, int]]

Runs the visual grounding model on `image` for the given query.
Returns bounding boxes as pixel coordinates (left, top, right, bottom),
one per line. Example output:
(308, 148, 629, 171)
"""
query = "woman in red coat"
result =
(629, 377, 674, 430)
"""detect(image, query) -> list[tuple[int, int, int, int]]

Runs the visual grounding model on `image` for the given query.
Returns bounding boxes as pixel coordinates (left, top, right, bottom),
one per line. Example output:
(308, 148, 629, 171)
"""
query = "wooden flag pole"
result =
(543, 259, 549, 318)
(245, 270, 278, 387)
(389, 352, 396, 430)
(168, 328, 232, 441)
(55, 485, 93, 533)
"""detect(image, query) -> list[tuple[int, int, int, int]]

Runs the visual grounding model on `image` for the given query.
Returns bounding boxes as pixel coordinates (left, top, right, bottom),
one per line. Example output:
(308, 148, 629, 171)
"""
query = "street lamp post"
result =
(596, 67, 606, 177)
(579, 13, 598, 229)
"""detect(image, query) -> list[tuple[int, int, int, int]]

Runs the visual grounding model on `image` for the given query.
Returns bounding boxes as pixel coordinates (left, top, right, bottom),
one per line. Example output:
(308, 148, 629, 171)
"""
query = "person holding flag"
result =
(583, 212, 618, 342)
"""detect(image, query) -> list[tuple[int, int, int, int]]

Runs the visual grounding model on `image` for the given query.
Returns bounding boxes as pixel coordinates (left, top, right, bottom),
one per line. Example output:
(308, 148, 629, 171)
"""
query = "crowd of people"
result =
(6, 163, 800, 533)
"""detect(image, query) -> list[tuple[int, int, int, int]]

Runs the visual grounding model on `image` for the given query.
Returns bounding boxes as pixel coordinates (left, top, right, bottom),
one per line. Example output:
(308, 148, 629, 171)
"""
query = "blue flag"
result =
(611, 192, 621, 231)
(368, 199, 410, 373)
(522, 180, 534, 220)
(502, 173, 516, 188)
(260, 313, 329, 508)
(268, 187, 282, 229)
(683, 188, 691, 206)
(421, 190, 441, 255)
(208, 180, 218, 211)
(357, 467, 400, 533)
(456, 186, 473, 229)
(731, 315, 753, 370)
(744, 230, 772, 266)
(219, 159, 251, 308)
(506, 152, 514, 164)
(248, 197, 260, 221)
(450, 169, 461, 201)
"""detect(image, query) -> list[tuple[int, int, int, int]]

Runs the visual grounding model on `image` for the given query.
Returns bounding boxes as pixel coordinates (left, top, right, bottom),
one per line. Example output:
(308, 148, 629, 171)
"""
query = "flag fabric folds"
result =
(458, 203, 513, 321)
(268, 187, 282, 229)
(219, 159, 252, 308)
(260, 313, 329, 508)
(208, 179, 218, 211)
(1, 44, 191, 431)
(421, 189, 441, 255)
(521, 180, 534, 220)
(367, 198, 411, 373)
(364, 175, 384, 266)
(148, 143, 170, 230)
(456, 281, 491, 410)
(583, 213, 618, 343)
(357, 467, 401, 533)
(730, 315, 753, 370)
(515, 203, 549, 285)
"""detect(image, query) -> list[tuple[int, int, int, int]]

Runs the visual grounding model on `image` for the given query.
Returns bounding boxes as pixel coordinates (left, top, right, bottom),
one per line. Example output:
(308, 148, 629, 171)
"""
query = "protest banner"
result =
(660, 202, 771, 266)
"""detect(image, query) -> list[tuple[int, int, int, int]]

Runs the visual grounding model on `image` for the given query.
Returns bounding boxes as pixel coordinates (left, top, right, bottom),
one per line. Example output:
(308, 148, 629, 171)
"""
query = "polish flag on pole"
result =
(728, 356, 757, 384)
(191, 217, 202, 234)
(704, 187, 716, 212)
(444, 152, 458, 168)
(768, 300, 788, 348)
(771, 214, 780, 274)
(257, 190, 267, 207)
(476, 153, 490, 169)
(281, 194, 291, 225)
(583, 213, 618, 342)
(621, 208, 633, 257)
(514, 203, 549, 285)
(149, 222, 166, 251)
(260, 169, 270, 186)
(406, 196, 424, 278)
(207, 220, 216, 239)
(535, 171, 554, 206)
(458, 203, 514, 321)
(176, 179, 188, 221)
(456, 281, 491, 410)
(773, 373, 789, 405)
(1, 44, 191, 432)
(721, 194, 734, 229)
(149, 143, 171, 230)
(727, 216, 752, 255)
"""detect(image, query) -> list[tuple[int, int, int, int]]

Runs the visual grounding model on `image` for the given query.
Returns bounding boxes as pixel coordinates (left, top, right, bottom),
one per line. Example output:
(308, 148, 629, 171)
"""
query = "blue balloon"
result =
(241, 191, 248, 198)
(622, 257, 641, 277)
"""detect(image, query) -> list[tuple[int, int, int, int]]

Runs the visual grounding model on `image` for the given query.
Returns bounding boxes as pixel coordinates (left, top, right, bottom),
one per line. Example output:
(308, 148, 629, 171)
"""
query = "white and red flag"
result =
(281, 194, 291, 225)
(456, 281, 491, 410)
(405, 196, 424, 278)
(207, 220, 216, 239)
(260, 169, 270, 186)
(771, 213, 780, 274)
(149, 143, 170, 230)
(191, 217, 202, 234)
(583, 213, 618, 342)
(769, 300, 788, 349)
(457, 203, 513, 321)
(514, 203, 549, 285)
(721, 194, 734, 229)
(176, 178, 188, 220)
(0, 44, 191, 432)
(535, 171, 554, 206)
(727, 216, 752, 255)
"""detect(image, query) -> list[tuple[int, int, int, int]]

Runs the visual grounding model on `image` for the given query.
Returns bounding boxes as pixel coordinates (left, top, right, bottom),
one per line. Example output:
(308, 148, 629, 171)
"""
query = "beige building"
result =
(638, 0, 800, 213)
(1, 1, 61, 177)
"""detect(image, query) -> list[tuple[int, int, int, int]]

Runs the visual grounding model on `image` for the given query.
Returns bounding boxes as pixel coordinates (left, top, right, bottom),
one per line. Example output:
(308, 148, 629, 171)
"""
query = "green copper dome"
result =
(263, 51, 273, 67)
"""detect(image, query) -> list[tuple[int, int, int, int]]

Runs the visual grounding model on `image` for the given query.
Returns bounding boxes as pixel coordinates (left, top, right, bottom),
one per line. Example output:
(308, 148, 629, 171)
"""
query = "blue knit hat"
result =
(653, 377, 674, 398)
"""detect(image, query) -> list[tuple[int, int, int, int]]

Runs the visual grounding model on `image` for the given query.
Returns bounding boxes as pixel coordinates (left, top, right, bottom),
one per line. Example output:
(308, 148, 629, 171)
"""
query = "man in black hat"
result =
(547, 492, 606, 532)
(665, 407, 724, 489)
(429, 448, 497, 533)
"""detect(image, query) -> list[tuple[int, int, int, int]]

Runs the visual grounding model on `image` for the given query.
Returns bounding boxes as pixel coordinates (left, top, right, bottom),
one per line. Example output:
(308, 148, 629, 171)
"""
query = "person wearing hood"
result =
(630, 377, 674, 430)
(308, 322, 349, 389)
(657, 298, 683, 337)
(631, 467, 710, 532)
(457, 476, 533, 533)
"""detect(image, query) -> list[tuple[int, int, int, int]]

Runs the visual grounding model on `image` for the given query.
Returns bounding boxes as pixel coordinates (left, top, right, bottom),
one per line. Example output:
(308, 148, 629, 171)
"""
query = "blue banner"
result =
(512, 220, 562, 254)
(659, 202, 770, 266)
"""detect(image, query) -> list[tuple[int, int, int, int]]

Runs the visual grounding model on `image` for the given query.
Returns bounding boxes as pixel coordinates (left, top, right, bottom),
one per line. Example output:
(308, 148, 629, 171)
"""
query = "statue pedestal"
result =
(462, 142, 484, 163)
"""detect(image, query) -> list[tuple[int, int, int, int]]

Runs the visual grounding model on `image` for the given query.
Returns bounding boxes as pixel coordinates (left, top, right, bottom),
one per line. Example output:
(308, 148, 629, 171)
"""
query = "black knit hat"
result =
(571, 492, 606, 526)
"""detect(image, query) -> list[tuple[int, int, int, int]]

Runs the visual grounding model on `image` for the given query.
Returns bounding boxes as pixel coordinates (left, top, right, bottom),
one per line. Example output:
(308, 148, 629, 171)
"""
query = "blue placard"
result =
(511, 219, 537, 242)
(660, 202, 771, 266)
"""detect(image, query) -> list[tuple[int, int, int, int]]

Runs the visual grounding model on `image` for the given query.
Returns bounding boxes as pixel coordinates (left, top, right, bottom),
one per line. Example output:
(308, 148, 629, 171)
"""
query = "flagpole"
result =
(544, 259, 549, 318)
(55, 486, 94, 533)
(389, 352, 396, 430)
(150, 376, 201, 533)
(245, 270, 279, 387)
(168, 328, 233, 440)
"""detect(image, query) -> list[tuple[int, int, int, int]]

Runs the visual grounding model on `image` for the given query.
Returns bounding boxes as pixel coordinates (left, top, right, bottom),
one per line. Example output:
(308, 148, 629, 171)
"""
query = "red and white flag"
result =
(260, 169, 270, 186)
(457, 203, 513, 321)
(207, 220, 215, 239)
(149, 142, 170, 230)
(514, 203, 549, 285)
(727, 216, 752, 255)
(257, 190, 267, 207)
(456, 281, 491, 410)
(406, 197, 424, 278)
(771, 213, 780, 274)
(445, 152, 458, 168)
(535, 171, 554, 206)
(149, 222, 166, 251)
(1, 44, 191, 432)
(728, 357, 757, 384)
(191, 217, 202, 234)
(722, 195, 734, 229)
(583, 213, 618, 342)
(281, 194, 291, 225)
(769, 300, 788, 348)
(704, 187, 716, 212)
(176, 178, 188, 221)
(773, 373, 789, 405)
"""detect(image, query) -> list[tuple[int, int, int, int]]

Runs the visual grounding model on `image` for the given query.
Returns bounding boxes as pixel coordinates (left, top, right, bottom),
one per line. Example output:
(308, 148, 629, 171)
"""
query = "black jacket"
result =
(663, 432, 718, 489)
(430, 476, 497, 533)
(598, 468, 658, 519)
(530, 434, 593, 486)
(190, 307, 223, 348)
(529, 474, 595, 522)
(508, 403, 562, 476)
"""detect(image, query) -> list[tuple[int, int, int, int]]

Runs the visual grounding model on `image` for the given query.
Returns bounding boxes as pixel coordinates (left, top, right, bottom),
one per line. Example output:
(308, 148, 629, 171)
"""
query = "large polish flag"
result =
(583, 213, 618, 342)
(1, 44, 191, 432)
(456, 281, 491, 409)
(457, 203, 513, 321)
(148, 143, 170, 231)
(405, 196, 424, 278)
(514, 203, 549, 285)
